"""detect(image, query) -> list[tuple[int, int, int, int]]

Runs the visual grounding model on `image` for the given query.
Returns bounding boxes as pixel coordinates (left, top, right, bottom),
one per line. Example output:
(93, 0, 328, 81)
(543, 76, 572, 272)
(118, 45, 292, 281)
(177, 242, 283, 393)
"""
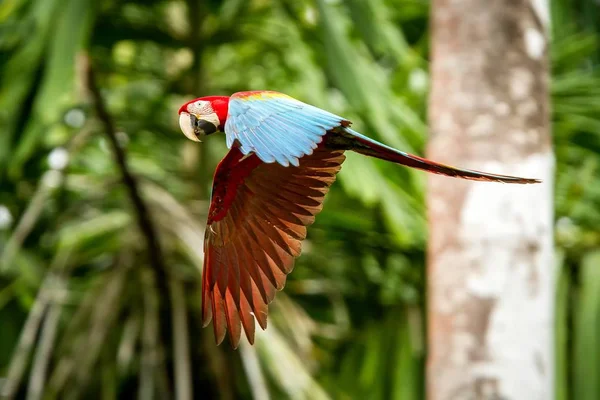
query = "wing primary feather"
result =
(239, 288, 256, 344)
(207, 226, 222, 289)
(234, 235, 270, 303)
(248, 208, 302, 258)
(237, 218, 282, 288)
(262, 196, 317, 225)
(236, 247, 258, 342)
(201, 244, 213, 327)
(211, 285, 227, 345)
(227, 240, 242, 308)
(257, 203, 307, 240)
(214, 246, 229, 298)
(252, 178, 322, 209)
(246, 180, 316, 219)
(230, 200, 272, 302)
(259, 173, 324, 203)
(259, 173, 327, 198)
(237, 240, 270, 305)
(250, 279, 269, 330)
(224, 288, 242, 348)
(248, 219, 295, 274)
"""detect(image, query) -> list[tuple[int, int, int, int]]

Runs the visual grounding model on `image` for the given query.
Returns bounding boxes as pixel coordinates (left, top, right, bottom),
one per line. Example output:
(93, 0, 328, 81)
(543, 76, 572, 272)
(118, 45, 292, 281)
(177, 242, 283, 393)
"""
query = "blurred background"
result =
(0, 0, 599, 399)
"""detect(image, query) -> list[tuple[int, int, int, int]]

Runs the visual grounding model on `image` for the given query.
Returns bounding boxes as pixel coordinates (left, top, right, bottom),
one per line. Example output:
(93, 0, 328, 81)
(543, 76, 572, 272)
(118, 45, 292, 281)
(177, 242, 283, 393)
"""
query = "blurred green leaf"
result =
(574, 251, 600, 400)
(10, 0, 96, 177)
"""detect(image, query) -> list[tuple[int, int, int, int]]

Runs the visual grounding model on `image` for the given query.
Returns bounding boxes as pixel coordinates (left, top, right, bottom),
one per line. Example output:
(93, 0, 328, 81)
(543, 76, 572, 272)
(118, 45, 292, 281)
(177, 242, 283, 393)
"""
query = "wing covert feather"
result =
(225, 91, 350, 167)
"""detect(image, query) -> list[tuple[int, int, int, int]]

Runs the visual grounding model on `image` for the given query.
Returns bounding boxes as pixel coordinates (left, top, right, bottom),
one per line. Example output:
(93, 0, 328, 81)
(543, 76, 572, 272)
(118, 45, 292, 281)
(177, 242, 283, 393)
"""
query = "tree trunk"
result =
(426, 1, 554, 399)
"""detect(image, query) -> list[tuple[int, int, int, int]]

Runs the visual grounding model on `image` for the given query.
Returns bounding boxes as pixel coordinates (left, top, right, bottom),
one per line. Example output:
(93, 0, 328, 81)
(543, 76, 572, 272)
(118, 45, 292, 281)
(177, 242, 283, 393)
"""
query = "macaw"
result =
(178, 90, 539, 348)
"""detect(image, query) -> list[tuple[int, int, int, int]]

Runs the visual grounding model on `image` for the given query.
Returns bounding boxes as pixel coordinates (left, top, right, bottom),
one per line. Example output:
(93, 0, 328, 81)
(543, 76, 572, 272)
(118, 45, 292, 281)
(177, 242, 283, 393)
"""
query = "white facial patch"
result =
(187, 100, 221, 128)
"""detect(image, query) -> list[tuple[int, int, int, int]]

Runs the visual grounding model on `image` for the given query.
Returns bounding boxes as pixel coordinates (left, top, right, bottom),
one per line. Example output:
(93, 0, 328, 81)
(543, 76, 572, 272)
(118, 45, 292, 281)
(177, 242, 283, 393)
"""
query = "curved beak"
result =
(179, 112, 201, 142)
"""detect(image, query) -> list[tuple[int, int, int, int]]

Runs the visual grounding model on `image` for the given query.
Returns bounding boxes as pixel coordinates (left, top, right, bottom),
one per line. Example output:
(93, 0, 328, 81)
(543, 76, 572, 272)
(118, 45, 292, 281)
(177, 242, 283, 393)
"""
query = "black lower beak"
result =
(197, 119, 218, 135)
(190, 114, 218, 136)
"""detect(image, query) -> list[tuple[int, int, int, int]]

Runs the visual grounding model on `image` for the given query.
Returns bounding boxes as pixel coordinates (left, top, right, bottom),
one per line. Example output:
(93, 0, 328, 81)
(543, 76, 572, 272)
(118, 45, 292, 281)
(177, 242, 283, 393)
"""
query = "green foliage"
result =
(551, 0, 600, 399)
(0, 0, 599, 399)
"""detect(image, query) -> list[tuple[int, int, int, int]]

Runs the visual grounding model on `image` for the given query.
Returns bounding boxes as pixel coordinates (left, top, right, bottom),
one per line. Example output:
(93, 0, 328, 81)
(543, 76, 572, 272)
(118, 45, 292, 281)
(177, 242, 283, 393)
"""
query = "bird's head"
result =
(178, 96, 230, 142)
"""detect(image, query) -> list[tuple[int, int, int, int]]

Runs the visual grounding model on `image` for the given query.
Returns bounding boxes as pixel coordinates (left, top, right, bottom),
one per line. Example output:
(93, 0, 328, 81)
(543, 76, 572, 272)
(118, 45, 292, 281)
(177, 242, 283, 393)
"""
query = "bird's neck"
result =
(208, 96, 230, 127)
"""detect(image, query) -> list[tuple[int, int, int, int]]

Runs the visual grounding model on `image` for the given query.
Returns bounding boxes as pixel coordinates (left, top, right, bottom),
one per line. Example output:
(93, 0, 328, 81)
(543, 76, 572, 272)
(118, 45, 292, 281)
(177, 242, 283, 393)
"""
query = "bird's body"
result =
(178, 90, 539, 347)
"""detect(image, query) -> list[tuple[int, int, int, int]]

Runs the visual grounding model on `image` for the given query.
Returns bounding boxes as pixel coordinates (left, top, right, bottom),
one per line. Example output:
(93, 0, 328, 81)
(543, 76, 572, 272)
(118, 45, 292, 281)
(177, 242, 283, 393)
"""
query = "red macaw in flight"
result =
(178, 90, 539, 348)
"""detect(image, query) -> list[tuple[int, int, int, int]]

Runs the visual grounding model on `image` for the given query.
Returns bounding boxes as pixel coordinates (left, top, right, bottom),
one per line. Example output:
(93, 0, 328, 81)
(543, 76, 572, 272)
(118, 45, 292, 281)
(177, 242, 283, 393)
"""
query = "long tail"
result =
(343, 129, 540, 184)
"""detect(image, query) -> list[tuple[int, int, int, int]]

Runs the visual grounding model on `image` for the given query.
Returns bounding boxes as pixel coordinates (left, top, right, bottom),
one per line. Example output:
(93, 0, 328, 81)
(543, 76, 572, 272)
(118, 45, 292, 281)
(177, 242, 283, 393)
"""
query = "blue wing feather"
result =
(224, 91, 349, 166)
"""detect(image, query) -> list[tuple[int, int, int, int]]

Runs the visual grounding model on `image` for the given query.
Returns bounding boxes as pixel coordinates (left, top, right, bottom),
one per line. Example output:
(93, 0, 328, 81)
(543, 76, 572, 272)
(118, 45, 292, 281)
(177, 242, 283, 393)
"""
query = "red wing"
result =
(203, 145, 346, 347)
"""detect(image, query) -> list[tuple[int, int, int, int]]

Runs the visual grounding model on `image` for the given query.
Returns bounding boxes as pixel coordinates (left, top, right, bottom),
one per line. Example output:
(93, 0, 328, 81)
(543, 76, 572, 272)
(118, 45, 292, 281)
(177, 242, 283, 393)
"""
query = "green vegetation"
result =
(0, 0, 599, 398)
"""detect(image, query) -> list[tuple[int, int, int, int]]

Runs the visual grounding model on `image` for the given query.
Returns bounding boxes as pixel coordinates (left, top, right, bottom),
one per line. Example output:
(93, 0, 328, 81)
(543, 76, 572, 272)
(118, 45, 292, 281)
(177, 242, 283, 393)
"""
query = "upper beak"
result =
(179, 112, 201, 142)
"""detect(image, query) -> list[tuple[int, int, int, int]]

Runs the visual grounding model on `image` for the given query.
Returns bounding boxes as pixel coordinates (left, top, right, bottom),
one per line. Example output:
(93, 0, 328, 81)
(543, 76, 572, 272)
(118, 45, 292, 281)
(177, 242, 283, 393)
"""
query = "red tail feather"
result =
(347, 130, 540, 184)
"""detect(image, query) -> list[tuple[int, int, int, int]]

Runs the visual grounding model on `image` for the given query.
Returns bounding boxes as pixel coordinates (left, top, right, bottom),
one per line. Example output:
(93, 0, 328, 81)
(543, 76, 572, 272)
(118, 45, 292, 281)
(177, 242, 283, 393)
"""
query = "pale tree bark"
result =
(426, 1, 554, 399)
